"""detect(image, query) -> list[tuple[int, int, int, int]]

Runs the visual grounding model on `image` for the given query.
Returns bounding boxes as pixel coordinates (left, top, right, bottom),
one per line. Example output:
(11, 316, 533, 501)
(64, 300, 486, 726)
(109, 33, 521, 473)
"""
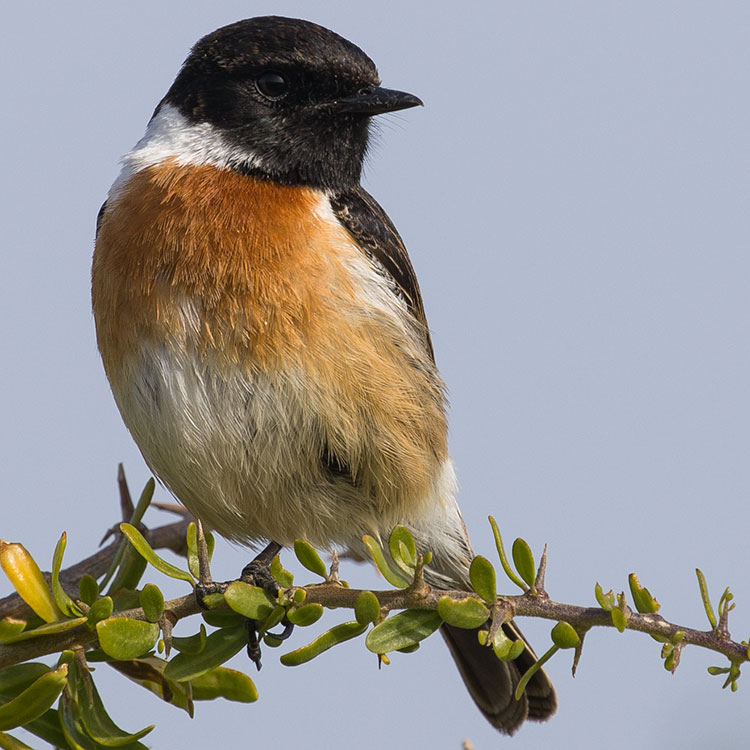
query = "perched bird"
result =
(92, 16, 556, 733)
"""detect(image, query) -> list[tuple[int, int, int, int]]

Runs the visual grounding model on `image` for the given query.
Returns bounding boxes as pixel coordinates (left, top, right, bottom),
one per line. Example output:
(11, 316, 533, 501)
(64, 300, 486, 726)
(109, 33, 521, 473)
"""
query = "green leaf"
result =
(365, 610, 442, 654)
(73, 668, 153, 747)
(96, 618, 159, 660)
(0, 731, 34, 749)
(362, 536, 409, 588)
(551, 621, 580, 649)
(610, 608, 627, 632)
(0, 620, 26, 642)
(164, 626, 248, 682)
(0, 663, 50, 698)
(186, 523, 214, 581)
(628, 573, 660, 614)
(190, 667, 258, 703)
(469, 556, 497, 604)
(437, 596, 489, 629)
(708, 666, 731, 676)
(78, 575, 100, 607)
(172, 625, 207, 655)
(224, 582, 274, 621)
(119, 524, 194, 585)
(487, 517, 527, 592)
(281, 622, 368, 666)
(51, 533, 82, 618)
(139, 584, 164, 623)
(396, 643, 420, 653)
(487, 630, 525, 662)
(354, 591, 381, 625)
(86, 597, 114, 629)
(108, 657, 193, 717)
(0, 617, 87, 645)
(0, 665, 68, 731)
(388, 526, 417, 574)
(287, 603, 324, 627)
(258, 605, 285, 635)
(511, 538, 536, 589)
(696, 568, 718, 629)
(594, 583, 615, 610)
(13, 707, 70, 750)
(60, 690, 149, 750)
(269, 556, 293, 588)
(201, 610, 245, 629)
(293, 540, 328, 579)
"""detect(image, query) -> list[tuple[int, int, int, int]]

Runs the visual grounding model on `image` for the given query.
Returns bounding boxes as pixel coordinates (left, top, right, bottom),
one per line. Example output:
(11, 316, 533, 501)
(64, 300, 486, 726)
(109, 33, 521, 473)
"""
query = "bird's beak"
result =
(333, 86, 423, 115)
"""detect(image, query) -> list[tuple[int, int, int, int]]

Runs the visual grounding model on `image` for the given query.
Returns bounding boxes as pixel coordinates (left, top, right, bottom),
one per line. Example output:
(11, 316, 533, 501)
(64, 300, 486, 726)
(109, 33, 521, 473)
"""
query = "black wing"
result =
(330, 186, 435, 361)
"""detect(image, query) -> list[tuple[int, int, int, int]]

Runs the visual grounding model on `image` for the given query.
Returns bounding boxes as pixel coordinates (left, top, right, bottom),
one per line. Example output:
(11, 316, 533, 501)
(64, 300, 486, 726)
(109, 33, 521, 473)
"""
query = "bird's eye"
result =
(255, 71, 288, 100)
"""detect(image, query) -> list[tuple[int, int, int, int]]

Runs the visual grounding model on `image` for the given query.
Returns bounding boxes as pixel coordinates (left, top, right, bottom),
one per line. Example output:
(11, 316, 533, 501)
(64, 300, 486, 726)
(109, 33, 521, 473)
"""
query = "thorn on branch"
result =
(534, 544, 548, 598)
(195, 520, 212, 586)
(326, 549, 340, 584)
(408, 554, 429, 600)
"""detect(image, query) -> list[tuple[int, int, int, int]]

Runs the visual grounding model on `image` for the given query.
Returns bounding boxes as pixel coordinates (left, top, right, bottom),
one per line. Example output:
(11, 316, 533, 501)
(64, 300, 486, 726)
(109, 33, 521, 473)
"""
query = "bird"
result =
(91, 16, 556, 734)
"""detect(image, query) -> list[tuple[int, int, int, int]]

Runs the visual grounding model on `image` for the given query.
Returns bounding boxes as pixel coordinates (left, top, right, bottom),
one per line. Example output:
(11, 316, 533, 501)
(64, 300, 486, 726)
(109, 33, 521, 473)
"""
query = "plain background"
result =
(2, 2, 749, 748)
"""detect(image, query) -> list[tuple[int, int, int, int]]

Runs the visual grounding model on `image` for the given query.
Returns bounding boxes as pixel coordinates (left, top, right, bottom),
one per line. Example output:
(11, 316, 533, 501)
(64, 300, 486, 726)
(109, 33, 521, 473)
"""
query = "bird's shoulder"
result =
(330, 186, 434, 360)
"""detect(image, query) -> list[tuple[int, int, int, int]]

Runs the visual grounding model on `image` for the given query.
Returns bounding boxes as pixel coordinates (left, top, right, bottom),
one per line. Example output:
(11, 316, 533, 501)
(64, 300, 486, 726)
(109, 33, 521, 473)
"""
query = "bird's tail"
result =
(440, 619, 557, 735)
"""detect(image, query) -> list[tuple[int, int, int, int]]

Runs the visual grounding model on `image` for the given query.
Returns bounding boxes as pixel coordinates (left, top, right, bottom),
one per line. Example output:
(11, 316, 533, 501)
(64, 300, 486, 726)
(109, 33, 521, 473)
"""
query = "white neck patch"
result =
(108, 103, 264, 200)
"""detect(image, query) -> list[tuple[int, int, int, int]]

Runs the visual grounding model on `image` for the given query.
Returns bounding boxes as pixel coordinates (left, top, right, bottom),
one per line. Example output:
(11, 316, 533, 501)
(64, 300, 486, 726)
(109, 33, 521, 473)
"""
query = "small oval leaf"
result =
(293, 541, 328, 579)
(287, 603, 324, 627)
(78, 575, 100, 606)
(270, 556, 293, 588)
(87, 597, 114, 628)
(140, 584, 164, 623)
(511, 538, 536, 588)
(469, 556, 497, 603)
(354, 591, 381, 625)
(224, 582, 274, 621)
(610, 608, 627, 632)
(96, 618, 159, 660)
(437, 596, 490, 629)
(190, 667, 258, 703)
(365, 610, 442, 654)
(551, 621, 580, 649)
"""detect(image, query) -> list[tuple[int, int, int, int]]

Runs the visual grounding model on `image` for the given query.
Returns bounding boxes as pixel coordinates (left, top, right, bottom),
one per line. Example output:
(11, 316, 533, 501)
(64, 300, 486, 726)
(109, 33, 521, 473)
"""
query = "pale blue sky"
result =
(2, 2, 749, 748)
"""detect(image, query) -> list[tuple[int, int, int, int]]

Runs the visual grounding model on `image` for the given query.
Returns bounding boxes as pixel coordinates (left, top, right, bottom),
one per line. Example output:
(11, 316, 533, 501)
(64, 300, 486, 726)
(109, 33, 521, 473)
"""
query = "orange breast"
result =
(93, 161, 355, 371)
(92, 161, 448, 530)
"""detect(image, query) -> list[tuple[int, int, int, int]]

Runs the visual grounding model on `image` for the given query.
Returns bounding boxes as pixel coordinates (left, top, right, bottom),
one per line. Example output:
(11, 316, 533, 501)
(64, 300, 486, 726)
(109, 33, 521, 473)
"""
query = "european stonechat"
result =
(91, 16, 556, 733)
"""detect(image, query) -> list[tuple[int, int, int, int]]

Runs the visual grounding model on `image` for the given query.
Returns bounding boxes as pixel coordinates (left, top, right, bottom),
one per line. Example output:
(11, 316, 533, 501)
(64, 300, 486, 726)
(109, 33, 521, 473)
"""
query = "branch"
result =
(0, 519, 190, 621)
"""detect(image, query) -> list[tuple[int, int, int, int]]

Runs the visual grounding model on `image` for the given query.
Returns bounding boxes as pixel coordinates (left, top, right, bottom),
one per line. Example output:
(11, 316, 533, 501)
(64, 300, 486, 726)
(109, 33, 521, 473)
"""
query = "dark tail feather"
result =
(441, 620, 557, 734)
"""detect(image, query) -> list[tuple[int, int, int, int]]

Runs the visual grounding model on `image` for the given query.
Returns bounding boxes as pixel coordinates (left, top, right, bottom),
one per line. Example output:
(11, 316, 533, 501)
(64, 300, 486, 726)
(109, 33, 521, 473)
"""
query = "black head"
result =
(159, 16, 422, 191)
